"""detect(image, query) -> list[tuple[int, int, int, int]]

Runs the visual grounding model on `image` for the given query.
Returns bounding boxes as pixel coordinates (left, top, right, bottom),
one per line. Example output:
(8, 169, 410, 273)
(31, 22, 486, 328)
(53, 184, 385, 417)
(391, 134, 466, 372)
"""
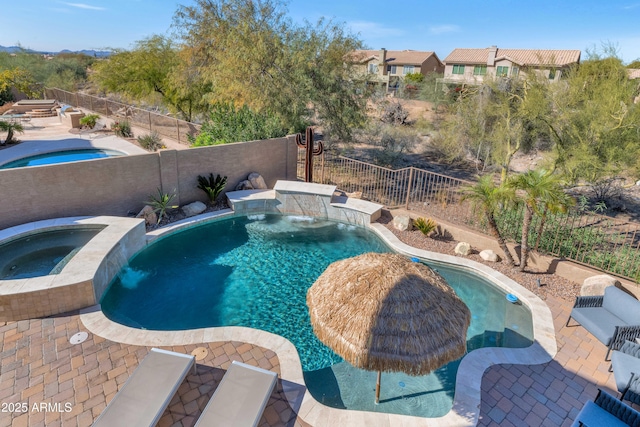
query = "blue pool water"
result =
(0, 149, 124, 169)
(101, 214, 533, 417)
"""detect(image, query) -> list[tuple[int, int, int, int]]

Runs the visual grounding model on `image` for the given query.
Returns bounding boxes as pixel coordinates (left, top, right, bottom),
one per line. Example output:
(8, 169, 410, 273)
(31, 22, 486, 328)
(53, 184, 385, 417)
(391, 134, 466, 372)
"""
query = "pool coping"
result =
(80, 210, 557, 427)
(0, 216, 146, 321)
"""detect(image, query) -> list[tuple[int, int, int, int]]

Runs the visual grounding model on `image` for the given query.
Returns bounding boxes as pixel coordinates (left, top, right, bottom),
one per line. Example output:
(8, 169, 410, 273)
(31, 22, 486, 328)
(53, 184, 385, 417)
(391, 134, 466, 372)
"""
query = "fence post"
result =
(405, 167, 414, 210)
(176, 118, 180, 144)
(89, 95, 93, 113)
(148, 112, 152, 131)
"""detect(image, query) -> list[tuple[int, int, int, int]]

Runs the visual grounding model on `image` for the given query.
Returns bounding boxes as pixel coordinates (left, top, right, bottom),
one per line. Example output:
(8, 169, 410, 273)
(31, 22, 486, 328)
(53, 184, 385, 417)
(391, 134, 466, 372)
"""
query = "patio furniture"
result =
(612, 340, 640, 405)
(194, 361, 277, 427)
(571, 389, 640, 427)
(566, 286, 640, 360)
(92, 348, 196, 427)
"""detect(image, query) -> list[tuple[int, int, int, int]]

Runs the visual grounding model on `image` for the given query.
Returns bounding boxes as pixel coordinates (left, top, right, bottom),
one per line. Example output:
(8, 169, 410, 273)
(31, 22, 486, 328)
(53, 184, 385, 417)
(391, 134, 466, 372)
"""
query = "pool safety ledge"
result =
(0, 216, 145, 322)
(81, 205, 557, 427)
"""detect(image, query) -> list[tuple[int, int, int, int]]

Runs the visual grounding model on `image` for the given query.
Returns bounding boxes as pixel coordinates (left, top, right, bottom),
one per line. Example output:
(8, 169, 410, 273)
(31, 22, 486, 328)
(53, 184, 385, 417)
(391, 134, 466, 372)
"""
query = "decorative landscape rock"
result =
(182, 201, 207, 217)
(479, 249, 500, 262)
(581, 274, 621, 296)
(392, 215, 412, 231)
(248, 172, 267, 189)
(454, 242, 472, 256)
(346, 191, 363, 199)
(136, 205, 157, 226)
(234, 180, 254, 191)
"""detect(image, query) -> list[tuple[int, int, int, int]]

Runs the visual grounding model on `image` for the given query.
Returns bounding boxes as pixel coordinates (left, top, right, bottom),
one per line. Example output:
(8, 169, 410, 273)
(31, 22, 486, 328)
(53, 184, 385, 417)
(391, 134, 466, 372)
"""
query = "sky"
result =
(2, 0, 640, 63)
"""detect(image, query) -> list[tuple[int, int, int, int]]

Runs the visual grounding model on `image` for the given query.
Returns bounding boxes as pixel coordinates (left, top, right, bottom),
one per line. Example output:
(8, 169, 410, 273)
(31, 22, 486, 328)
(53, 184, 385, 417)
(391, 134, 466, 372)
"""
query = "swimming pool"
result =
(101, 214, 533, 417)
(0, 148, 124, 169)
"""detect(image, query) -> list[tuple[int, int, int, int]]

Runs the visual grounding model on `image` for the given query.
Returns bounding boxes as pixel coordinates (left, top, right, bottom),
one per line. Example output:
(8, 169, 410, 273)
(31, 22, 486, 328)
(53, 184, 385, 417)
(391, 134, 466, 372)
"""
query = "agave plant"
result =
(146, 189, 176, 225)
(197, 173, 228, 203)
(414, 217, 437, 236)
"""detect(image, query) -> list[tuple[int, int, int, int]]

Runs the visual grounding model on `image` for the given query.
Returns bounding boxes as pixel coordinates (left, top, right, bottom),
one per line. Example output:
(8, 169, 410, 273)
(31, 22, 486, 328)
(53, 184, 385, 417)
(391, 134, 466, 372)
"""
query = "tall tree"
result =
(461, 175, 517, 266)
(507, 169, 573, 272)
(91, 35, 207, 121)
(173, 0, 366, 138)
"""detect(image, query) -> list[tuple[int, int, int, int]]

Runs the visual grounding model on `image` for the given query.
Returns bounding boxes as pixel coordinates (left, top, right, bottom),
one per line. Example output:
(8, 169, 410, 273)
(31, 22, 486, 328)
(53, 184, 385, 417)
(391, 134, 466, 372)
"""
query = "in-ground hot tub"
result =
(0, 216, 146, 322)
(0, 227, 105, 280)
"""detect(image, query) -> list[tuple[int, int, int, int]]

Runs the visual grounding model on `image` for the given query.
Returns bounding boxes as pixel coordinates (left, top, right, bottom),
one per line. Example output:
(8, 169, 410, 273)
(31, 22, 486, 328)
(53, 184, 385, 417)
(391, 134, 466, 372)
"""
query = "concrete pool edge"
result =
(0, 216, 145, 322)
(80, 209, 557, 427)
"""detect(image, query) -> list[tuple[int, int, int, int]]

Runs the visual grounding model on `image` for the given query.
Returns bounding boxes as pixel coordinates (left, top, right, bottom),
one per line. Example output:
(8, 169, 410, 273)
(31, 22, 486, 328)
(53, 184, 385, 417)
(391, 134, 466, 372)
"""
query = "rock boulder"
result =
(392, 215, 412, 231)
(454, 242, 472, 256)
(235, 180, 253, 191)
(182, 201, 207, 217)
(248, 172, 268, 189)
(136, 205, 157, 226)
(581, 274, 621, 296)
(479, 249, 500, 262)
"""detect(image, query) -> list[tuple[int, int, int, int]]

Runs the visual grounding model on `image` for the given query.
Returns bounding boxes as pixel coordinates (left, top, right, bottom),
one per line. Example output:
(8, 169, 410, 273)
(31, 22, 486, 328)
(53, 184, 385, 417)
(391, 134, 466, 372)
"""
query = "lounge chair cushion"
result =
(571, 400, 632, 427)
(195, 361, 277, 427)
(92, 348, 195, 427)
(612, 349, 640, 391)
(603, 286, 640, 325)
(570, 307, 620, 345)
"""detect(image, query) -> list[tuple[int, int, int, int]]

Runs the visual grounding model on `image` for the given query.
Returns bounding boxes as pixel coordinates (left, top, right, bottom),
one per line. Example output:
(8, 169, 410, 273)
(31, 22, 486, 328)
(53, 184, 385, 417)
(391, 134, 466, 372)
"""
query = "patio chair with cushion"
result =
(571, 389, 640, 427)
(566, 286, 640, 360)
(194, 360, 278, 427)
(612, 340, 640, 405)
(92, 348, 196, 427)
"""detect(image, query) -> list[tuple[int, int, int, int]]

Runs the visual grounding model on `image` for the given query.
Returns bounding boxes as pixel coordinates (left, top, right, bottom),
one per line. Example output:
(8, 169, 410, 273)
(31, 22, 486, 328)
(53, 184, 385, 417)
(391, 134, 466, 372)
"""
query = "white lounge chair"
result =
(92, 348, 196, 427)
(195, 360, 278, 427)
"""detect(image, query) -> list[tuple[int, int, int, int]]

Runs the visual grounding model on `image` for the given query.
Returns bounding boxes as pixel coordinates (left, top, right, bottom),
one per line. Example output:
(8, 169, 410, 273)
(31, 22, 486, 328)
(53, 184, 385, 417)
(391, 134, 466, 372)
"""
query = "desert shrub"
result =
(137, 131, 163, 151)
(112, 120, 133, 138)
(354, 122, 420, 167)
(146, 189, 176, 225)
(79, 114, 99, 129)
(414, 217, 437, 236)
(197, 173, 228, 203)
(190, 102, 286, 146)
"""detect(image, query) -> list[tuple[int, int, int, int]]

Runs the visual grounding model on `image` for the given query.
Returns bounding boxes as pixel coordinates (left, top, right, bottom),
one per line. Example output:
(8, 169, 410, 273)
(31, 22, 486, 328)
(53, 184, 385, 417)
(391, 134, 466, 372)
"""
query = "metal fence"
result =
(299, 150, 640, 281)
(45, 88, 200, 145)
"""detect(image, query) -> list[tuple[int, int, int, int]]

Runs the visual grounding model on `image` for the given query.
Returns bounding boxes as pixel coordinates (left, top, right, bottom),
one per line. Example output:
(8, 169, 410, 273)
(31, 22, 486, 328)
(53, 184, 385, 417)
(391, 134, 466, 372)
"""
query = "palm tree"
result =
(461, 174, 517, 266)
(507, 169, 574, 272)
(0, 121, 24, 145)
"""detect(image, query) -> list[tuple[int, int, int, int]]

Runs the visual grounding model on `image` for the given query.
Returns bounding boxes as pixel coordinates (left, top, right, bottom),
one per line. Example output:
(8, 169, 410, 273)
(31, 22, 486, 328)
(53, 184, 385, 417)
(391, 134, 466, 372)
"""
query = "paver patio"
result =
(0, 291, 619, 426)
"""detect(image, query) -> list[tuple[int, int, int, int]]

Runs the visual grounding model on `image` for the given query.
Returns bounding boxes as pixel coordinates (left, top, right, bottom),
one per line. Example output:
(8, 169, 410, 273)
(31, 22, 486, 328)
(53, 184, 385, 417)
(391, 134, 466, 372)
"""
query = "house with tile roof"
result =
(442, 46, 581, 84)
(349, 48, 444, 91)
(628, 69, 640, 79)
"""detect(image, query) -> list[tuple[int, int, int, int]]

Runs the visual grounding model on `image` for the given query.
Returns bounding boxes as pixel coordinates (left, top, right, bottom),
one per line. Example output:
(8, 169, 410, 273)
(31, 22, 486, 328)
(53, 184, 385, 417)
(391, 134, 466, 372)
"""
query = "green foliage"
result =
(0, 51, 94, 94)
(354, 121, 420, 167)
(111, 120, 133, 138)
(90, 35, 207, 122)
(0, 120, 24, 144)
(146, 189, 176, 225)
(136, 131, 164, 151)
(190, 102, 286, 146)
(174, 0, 366, 140)
(79, 114, 99, 129)
(197, 173, 228, 203)
(414, 217, 437, 236)
(404, 72, 425, 83)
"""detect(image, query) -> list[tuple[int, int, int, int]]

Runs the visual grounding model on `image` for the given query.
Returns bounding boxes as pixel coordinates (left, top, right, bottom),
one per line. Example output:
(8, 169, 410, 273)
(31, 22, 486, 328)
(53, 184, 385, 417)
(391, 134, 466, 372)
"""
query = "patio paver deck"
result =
(0, 292, 620, 426)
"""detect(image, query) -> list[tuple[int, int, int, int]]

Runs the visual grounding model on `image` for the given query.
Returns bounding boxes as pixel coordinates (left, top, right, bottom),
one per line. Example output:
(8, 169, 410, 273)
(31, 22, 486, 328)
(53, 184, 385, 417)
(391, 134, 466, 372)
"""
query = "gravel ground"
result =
(377, 212, 582, 302)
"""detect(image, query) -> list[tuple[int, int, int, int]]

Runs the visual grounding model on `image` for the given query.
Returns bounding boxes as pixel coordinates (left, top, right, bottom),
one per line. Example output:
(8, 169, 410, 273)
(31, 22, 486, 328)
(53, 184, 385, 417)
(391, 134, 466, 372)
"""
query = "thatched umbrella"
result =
(307, 252, 471, 404)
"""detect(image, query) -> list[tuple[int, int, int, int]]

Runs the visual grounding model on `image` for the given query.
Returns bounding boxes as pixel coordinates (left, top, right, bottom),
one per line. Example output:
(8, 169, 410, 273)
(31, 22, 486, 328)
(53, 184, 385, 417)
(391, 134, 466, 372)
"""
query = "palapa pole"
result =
(375, 370, 381, 404)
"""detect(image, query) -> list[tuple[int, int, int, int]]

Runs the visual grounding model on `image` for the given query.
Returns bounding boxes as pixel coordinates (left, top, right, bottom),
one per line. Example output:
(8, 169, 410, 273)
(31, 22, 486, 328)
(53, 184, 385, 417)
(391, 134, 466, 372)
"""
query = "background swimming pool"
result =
(101, 214, 533, 417)
(0, 148, 123, 169)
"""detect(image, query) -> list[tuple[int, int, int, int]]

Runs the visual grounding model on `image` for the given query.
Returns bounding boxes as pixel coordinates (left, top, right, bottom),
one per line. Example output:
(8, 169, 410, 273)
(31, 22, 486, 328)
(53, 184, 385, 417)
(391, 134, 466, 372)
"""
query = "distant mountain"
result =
(0, 45, 111, 57)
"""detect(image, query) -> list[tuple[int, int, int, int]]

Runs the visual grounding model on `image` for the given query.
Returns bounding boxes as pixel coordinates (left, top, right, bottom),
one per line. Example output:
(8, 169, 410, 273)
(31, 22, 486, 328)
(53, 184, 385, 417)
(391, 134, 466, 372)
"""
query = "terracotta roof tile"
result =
(351, 49, 441, 66)
(444, 47, 581, 66)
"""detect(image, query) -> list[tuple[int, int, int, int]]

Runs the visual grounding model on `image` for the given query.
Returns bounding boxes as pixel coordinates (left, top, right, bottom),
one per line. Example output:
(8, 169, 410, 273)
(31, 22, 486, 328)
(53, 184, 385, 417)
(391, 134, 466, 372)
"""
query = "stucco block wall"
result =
(0, 136, 298, 229)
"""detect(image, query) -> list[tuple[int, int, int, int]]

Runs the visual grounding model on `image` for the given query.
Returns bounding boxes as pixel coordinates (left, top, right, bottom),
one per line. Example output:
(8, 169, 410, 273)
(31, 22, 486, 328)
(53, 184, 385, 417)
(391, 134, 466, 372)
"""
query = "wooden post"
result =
(375, 370, 381, 404)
